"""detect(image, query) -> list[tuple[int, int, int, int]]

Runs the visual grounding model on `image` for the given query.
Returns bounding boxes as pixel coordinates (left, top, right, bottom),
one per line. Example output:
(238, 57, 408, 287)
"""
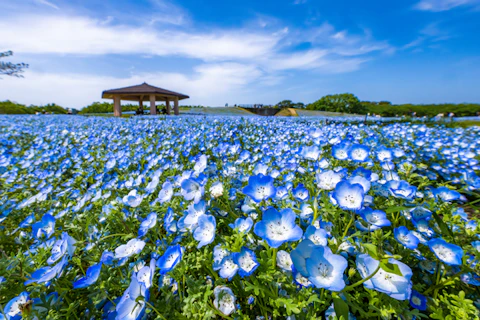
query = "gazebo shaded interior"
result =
(102, 83, 189, 116)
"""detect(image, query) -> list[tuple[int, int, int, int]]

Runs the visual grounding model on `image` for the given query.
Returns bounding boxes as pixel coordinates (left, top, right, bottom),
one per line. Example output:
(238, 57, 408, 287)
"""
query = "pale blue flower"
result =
(254, 207, 303, 248)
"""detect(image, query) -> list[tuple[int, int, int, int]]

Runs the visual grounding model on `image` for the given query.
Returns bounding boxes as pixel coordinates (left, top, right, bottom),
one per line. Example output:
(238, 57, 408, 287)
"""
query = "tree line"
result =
(305, 93, 480, 117)
(0, 100, 71, 115)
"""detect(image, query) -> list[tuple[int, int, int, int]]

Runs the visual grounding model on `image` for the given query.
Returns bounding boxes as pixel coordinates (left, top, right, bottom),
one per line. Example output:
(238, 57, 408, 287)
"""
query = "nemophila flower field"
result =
(1, 115, 480, 319)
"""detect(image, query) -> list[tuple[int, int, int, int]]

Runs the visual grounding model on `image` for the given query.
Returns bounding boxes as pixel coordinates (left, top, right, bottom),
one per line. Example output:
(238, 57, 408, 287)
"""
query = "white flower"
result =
(115, 238, 146, 259)
(209, 181, 224, 198)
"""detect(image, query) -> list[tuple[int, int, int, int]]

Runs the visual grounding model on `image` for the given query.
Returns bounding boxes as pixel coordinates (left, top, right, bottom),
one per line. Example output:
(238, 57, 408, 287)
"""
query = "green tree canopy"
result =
(276, 100, 305, 109)
(0, 51, 28, 77)
(307, 93, 366, 114)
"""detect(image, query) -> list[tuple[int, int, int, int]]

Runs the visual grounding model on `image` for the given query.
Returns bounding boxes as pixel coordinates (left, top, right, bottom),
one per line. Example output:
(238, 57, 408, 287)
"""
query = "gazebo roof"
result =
(102, 82, 189, 101)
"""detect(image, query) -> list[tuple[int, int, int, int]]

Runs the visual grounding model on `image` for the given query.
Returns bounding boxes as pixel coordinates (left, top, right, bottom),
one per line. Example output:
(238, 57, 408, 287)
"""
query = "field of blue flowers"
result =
(1, 115, 480, 319)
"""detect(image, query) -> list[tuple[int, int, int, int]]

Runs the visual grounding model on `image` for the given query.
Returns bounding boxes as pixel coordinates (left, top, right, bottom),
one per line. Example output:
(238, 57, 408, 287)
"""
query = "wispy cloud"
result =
(0, 63, 264, 108)
(35, 0, 59, 10)
(414, 0, 477, 12)
(0, 2, 392, 107)
(403, 22, 453, 50)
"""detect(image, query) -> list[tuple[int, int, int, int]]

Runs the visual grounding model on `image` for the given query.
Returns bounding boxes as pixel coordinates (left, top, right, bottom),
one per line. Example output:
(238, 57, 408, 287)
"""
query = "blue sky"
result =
(1, 0, 479, 108)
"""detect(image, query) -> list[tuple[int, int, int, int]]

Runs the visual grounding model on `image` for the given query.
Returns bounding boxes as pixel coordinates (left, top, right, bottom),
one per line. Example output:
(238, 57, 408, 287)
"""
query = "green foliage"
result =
(362, 101, 480, 117)
(430, 291, 479, 320)
(307, 93, 366, 114)
(79, 101, 168, 114)
(276, 100, 305, 109)
(0, 100, 69, 114)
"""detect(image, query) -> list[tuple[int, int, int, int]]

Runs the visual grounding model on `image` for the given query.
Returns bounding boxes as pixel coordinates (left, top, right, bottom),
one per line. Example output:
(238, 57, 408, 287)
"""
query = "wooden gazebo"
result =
(102, 83, 189, 117)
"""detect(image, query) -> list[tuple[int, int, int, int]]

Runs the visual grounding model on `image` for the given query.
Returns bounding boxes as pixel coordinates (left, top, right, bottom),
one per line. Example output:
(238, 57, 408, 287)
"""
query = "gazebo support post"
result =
(166, 99, 171, 115)
(150, 95, 157, 115)
(174, 97, 179, 115)
(114, 95, 122, 117)
(139, 99, 143, 114)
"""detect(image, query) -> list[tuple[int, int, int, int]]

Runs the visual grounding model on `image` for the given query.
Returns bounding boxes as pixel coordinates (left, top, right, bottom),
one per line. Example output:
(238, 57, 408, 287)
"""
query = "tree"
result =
(307, 93, 366, 114)
(0, 51, 28, 77)
(276, 100, 305, 109)
(276, 100, 294, 108)
(293, 102, 305, 109)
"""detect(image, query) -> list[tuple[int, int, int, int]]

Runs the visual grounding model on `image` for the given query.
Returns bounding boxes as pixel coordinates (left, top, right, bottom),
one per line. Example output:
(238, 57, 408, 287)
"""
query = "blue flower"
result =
(181, 178, 205, 203)
(229, 217, 253, 234)
(387, 180, 417, 201)
(31, 213, 56, 239)
(116, 276, 149, 320)
(358, 208, 391, 230)
(276, 250, 293, 272)
(348, 175, 371, 193)
(254, 207, 303, 248)
(217, 255, 239, 280)
(136, 258, 156, 289)
(331, 180, 364, 211)
(156, 181, 173, 204)
(304, 225, 328, 246)
(47, 232, 77, 264)
(242, 174, 276, 203)
(157, 245, 183, 274)
(178, 200, 206, 231)
(4, 291, 30, 320)
(73, 262, 102, 289)
(292, 184, 309, 202)
(356, 254, 412, 300)
(409, 290, 427, 311)
(193, 215, 216, 248)
(122, 189, 143, 208)
(19, 214, 35, 228)
(100, 250, 115, 265)
(213, 286, 236, 316)
(332, 141, 350, 160)
(316, 170, 342, 190)
(138, 212, 157, 237)
(213, 244, 231, 270)
(233, 247, 259, 277)
(299, 145, 321, 161)
(25, 255, 69, 285)
(394, 226, 420, 250)
(114, 238, 146, 259)
(431, 186, 466, 202)
(348, 144, 370, 162)
(164, 207, 177, 234)
(427, 238, 464, 266)
(305, 245, 348, 291)
(376, 146, 393, 161)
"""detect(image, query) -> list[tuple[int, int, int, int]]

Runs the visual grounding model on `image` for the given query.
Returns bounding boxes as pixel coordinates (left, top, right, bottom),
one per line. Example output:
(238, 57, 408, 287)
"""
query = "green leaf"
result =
(380, 261, 403, 277)
(333, 297, 349, 320)
(432, 211, 455, 242)
(362, 243, 378, 260)
(385, 206, 409, 213)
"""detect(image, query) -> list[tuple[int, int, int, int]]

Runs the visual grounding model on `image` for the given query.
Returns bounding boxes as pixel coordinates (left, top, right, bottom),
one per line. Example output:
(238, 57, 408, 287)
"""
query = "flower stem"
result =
(341, 214, 355, 240)
(145, 301, 168, 320)
(343, 263, 381, 292)
(272, 247, 278, 269)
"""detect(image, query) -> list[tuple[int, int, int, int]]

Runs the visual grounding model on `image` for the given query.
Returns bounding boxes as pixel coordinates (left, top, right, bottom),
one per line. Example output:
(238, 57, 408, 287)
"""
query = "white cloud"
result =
(0, 15, 281, 61)
(0, 7, 392, 108)
(414, 0, 476, 11)
(0, 63, 264, 108)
